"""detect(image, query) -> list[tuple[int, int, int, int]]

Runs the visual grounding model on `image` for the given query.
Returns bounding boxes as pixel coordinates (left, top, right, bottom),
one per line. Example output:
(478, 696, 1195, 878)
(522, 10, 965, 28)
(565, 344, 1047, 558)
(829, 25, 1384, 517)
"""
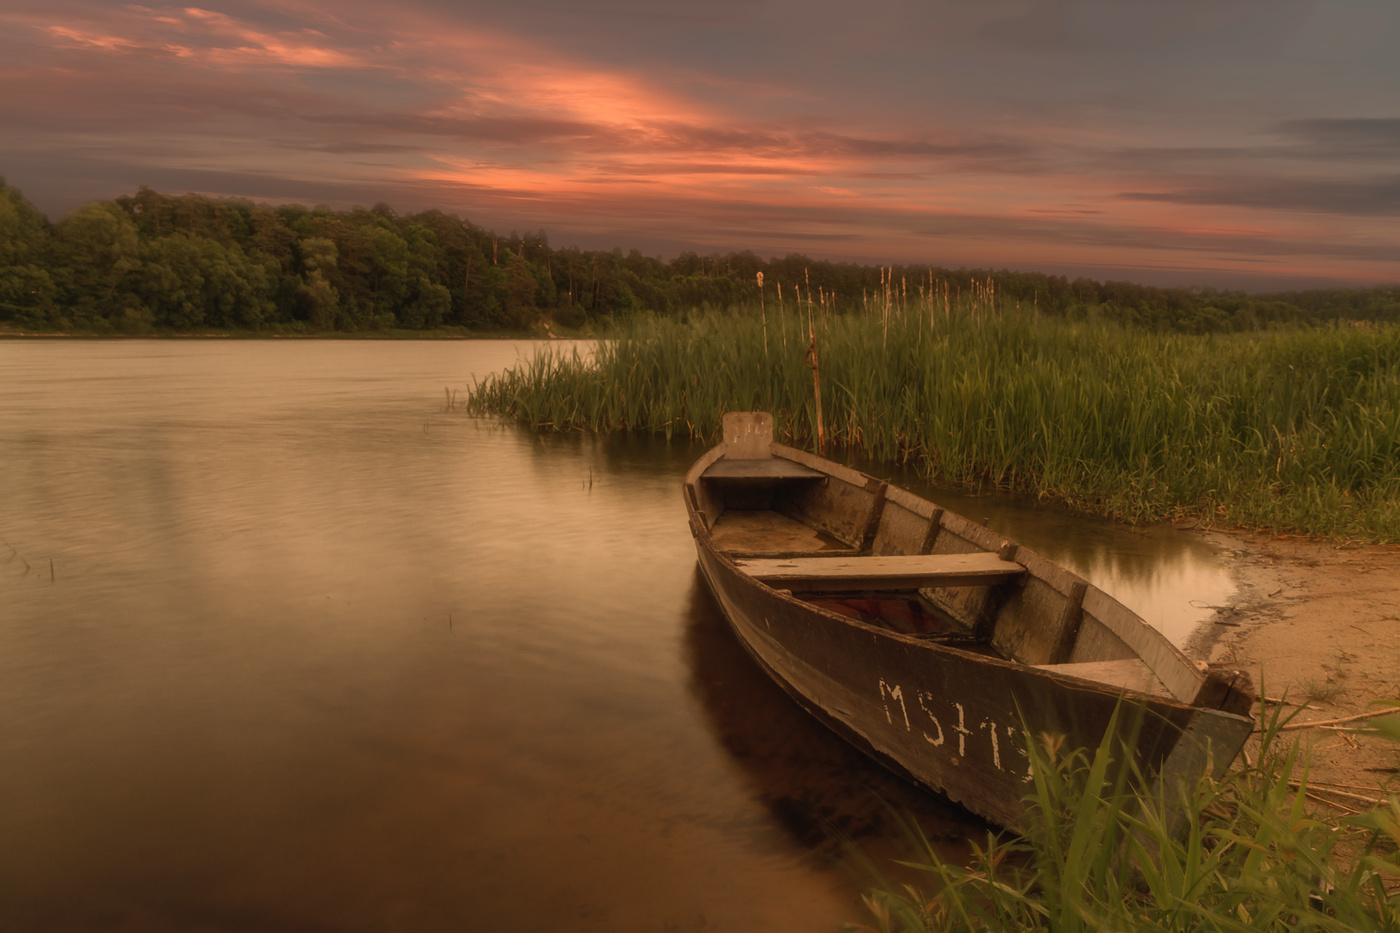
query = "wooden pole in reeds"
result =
(757, 271, 767, 356)
(804, 277, 825, 452)
(777, 281, 786, 353)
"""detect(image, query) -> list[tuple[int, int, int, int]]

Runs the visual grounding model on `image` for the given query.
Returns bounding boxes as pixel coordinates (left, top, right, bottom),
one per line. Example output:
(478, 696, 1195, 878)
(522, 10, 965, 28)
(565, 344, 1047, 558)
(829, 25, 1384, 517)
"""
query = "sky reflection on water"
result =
(0, 340, 1235, 931)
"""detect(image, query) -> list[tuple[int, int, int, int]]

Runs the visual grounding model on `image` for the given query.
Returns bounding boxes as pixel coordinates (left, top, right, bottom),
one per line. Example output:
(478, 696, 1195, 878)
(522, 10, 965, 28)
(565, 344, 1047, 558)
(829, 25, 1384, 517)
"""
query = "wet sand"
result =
(1188, 531, 1400, 806)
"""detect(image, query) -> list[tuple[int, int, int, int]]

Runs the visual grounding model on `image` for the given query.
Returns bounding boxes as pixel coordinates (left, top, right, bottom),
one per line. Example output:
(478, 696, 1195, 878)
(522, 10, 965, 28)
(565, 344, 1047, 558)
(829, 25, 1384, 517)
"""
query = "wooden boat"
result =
(684, 412, 1255, 831)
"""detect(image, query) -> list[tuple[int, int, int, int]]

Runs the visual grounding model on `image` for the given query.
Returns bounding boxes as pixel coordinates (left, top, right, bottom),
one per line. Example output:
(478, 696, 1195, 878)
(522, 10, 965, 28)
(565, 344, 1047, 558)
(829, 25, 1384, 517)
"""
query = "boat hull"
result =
(694, 541, 1253, 830)
(683, 414, 1254, 829)
(683, 418, 1254, 831)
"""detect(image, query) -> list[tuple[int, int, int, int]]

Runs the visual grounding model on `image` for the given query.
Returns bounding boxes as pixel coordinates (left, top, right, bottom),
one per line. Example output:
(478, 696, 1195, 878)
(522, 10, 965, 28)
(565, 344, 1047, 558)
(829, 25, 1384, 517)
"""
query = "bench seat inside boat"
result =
(735, 552, 1024, 591)
(701, 458, 826, 480)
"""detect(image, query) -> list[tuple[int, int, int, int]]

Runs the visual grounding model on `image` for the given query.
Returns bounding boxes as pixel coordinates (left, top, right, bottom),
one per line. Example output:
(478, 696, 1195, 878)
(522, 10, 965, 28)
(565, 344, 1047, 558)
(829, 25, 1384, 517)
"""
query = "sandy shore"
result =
(1185, 530, 1400, 807)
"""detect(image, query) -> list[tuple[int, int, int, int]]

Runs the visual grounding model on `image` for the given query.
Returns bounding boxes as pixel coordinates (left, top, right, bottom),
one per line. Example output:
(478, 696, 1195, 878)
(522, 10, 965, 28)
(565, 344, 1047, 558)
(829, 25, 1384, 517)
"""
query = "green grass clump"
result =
(467, 304, 1400, 541)
(852, 708, 1400, 933)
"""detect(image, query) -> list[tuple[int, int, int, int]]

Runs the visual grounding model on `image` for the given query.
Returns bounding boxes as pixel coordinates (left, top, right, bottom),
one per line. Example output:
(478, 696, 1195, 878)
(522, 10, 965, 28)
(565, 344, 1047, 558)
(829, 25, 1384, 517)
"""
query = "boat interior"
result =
(686, 413, 1247, 712)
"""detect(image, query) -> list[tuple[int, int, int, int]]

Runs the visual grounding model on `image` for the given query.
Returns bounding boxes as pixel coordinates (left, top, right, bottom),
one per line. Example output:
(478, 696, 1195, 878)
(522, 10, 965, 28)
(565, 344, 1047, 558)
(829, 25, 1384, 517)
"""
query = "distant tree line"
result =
(1, 178, 1397, 334)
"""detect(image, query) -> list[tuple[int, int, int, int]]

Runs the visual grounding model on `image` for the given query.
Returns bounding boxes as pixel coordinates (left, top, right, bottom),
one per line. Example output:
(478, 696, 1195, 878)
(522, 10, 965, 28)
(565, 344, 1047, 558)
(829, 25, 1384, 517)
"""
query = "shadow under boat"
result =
(680, 568, 990, 860)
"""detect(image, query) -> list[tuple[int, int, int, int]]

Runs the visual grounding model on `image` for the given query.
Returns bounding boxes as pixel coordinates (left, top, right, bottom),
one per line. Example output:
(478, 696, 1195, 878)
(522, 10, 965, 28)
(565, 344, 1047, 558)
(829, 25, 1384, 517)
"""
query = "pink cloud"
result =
(2, 0, 1397, 286)
(34, 5, 365, 69)
(43, 24, 145, 52)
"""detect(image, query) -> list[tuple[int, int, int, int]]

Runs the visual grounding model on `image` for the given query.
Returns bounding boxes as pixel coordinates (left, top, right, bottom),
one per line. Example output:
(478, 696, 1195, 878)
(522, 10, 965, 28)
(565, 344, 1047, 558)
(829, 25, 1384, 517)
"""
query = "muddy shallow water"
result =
(0, 340, 1236, 931)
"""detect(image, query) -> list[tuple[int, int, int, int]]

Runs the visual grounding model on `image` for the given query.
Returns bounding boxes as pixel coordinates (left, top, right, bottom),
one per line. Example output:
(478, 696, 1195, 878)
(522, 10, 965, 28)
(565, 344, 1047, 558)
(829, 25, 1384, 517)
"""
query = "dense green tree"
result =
(396, 224, 450, 329)
(503, 250, 537, 327)
(360, 223, 410, 326)
(139, 233, 206, 328)
(134, 234, 273, 330)
(5, 182, 1399, 335)
(52, 201, 145, 328)
(0, 178, 56, 324)
(292, 237, 337, 328)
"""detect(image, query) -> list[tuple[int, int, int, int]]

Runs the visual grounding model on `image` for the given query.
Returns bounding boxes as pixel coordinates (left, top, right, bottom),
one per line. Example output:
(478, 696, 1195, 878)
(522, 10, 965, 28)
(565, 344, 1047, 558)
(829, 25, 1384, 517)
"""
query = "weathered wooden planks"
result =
(709, 509, 847, 554)
(1032, 658, 1174, 700)
(720, 411, 775, 458)
(702, 458, 826, 480)
(736, 552, 1025, 591)
(1077, 587, 1203, 702)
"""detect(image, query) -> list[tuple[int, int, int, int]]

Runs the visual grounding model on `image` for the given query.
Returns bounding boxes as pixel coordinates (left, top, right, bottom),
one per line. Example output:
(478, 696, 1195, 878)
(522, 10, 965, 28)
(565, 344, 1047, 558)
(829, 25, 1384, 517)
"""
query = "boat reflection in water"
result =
(682, 567, 988, 870)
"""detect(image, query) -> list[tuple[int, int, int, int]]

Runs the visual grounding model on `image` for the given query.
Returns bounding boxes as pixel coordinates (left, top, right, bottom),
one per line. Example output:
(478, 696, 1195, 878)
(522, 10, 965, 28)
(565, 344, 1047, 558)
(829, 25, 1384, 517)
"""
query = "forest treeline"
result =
(2, 178, 1398, 335)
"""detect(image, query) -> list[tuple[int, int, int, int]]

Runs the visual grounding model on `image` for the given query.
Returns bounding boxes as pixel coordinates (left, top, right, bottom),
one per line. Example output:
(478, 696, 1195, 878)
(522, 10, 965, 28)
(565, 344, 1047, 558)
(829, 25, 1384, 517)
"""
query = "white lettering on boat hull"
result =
(879, 679, 1031, 781)
(878, 680, 909, 730)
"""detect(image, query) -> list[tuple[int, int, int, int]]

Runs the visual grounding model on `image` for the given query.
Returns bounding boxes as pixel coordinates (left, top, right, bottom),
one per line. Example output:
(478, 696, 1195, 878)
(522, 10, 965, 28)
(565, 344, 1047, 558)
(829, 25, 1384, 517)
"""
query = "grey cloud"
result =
(304, 143, 427, 155)
(802, 132, 1040, 167)
(590, 163, 813, 176)
(976, 0, 1075, 52)
(1097, 121, 1398, 185)
(1106, 146, 1279, 172)
(305, 107, 1043, 173)
(1117, 175, 1400, 217)
(300, 108, 1044, 177)
(473, 183, 1400, 268)
(1273, 117, 1400, 158)
(304, 113, 615, 146)
(973, 0, 1300, 55)
(727, 230, 860, 243)
(911, 210, 1400, 264)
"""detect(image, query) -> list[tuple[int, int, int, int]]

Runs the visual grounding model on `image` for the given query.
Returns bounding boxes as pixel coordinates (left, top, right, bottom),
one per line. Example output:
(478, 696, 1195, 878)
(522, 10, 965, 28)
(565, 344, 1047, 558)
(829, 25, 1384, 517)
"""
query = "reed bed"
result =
(467, 303, 1400, 541)
(852, 705, 1400, 933)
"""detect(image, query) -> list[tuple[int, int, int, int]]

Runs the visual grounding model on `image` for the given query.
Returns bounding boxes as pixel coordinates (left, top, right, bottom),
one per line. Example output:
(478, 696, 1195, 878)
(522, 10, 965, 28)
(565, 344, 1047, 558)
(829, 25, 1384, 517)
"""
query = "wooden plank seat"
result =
(702, 458, 826, 480)
(735, 552, 1024, 592)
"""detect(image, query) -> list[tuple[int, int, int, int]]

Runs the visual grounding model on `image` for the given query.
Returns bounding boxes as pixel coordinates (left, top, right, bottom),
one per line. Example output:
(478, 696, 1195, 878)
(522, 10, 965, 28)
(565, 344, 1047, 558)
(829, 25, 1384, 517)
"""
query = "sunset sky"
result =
(3, 0, 1397, 289)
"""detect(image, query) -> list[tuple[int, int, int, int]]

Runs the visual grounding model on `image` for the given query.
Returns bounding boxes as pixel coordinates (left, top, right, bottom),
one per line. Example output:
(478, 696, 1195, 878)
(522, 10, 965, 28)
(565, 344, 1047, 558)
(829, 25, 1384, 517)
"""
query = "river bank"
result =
(0, 324, 583, 340)
(1190, 530, 1400, 804)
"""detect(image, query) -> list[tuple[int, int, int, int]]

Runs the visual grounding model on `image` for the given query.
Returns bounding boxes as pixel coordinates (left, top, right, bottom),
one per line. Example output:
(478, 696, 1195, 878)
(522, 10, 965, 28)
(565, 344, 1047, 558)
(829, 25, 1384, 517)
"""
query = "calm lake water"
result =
(0, 340, 1235, 932)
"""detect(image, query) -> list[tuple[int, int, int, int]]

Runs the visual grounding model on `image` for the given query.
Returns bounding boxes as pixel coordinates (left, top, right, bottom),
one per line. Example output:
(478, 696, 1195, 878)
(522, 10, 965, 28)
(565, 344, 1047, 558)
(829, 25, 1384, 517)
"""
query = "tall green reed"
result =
(852, 704, 1400, 933)
(467, 304, 1400, 541)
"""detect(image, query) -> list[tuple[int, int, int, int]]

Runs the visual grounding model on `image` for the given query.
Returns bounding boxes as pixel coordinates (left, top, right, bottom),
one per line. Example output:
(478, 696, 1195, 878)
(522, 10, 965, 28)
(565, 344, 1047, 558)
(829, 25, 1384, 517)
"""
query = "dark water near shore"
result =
(0, 340, 1233, 931)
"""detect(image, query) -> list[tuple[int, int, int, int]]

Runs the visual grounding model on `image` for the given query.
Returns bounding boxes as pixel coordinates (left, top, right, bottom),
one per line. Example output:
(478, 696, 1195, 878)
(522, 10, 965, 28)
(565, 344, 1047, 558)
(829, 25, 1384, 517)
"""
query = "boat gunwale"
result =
(683, 440, 1242, 717)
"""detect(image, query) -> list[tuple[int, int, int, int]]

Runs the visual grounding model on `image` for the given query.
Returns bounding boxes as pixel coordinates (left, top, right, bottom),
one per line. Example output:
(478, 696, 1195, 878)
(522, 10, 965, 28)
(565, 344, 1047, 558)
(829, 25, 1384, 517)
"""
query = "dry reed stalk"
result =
(777, 280, 787, 354)
(1279, 708, 1398, 730)
(1287, 779, 1389, 807)
(757, 271, 767, 357)
(804, 269, 825, 452)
